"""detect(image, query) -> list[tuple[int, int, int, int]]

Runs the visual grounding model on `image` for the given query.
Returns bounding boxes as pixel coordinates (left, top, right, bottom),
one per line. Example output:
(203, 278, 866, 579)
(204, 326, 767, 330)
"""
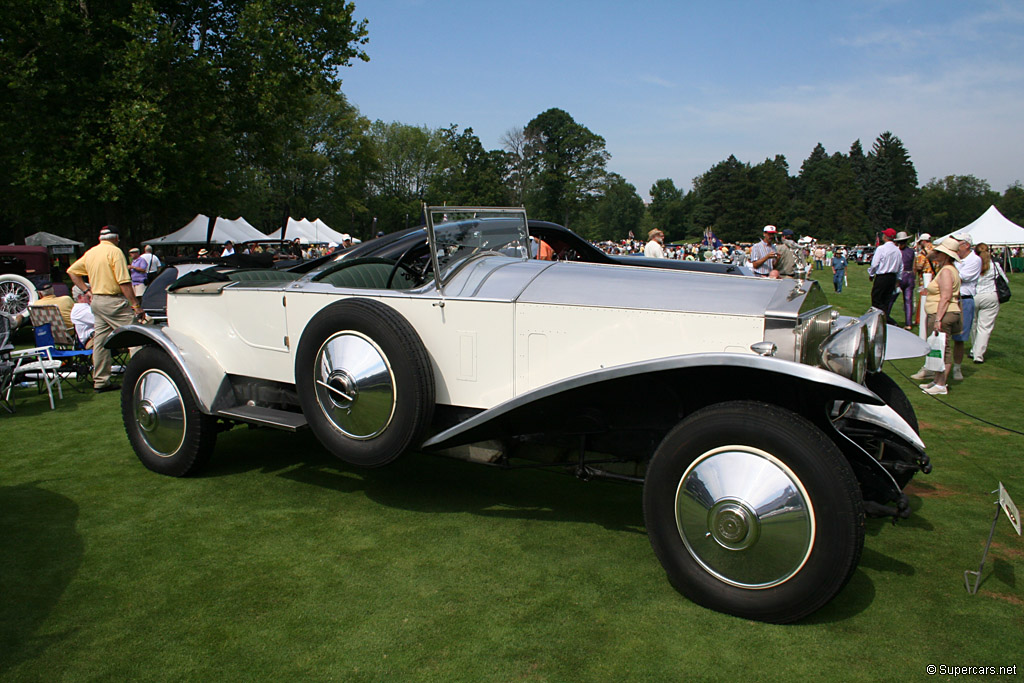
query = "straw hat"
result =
(932, 237, 962, 261)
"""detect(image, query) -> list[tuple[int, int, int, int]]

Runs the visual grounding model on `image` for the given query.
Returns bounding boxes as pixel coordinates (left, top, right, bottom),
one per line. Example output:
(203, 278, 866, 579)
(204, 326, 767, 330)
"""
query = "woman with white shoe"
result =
(915, 237, 962, 395)
(970, 243, 1004, 364)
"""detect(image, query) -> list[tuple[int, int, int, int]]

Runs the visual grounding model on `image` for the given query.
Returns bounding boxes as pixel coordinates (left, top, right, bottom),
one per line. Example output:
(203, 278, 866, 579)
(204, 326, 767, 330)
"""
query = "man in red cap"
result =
(867, 228, 903, 321)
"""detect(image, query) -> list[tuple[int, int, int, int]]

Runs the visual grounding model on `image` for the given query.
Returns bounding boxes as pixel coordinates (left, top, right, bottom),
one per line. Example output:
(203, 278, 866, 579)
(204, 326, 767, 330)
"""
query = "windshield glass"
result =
(426, 207, 530, 283)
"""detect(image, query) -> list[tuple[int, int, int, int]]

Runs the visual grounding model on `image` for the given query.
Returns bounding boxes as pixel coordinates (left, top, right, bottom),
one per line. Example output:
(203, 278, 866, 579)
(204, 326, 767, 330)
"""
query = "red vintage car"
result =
(0, 245, 50, 318)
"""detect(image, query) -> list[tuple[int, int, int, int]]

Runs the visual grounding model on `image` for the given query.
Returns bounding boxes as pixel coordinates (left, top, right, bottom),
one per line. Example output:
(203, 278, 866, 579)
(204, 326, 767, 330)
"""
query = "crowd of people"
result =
(5, 221, 1013, 402)
(628, 225, 1010, 397)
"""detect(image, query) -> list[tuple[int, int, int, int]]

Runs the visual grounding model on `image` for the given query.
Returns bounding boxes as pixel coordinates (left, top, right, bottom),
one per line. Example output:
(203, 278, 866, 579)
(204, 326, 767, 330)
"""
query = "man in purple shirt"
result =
(128, 247, 148, 296)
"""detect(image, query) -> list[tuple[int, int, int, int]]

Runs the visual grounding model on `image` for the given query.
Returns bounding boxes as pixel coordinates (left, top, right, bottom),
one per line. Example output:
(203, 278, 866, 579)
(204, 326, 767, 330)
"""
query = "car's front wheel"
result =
(643, 401, 864, 623)
(295, 299, 435, 468)
(121, 347, 217, 476)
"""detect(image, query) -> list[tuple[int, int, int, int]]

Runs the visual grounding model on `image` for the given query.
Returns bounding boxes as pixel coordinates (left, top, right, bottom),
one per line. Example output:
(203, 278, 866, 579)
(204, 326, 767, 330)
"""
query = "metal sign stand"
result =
(964, 483, 1021, 595)
(964, 500, 1001, 595)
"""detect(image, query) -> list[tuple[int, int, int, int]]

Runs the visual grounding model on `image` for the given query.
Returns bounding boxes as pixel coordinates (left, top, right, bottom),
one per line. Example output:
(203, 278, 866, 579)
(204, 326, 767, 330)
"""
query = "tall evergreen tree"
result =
(868, 132, 918, 229)
(848, 139, 869, 196)
(690, 155, 757, 242)
(751, 155, 791, 229)
(866, 155, 894, 236)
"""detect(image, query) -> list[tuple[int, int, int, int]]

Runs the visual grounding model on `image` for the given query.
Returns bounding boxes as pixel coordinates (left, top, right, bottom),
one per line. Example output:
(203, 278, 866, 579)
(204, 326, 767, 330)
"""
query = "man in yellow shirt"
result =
(29, 283, 75, 332)
(67, 226, 145, 392)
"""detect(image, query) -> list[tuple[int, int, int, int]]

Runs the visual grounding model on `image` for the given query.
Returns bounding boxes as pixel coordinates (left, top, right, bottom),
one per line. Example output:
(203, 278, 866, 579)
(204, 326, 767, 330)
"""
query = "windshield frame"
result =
(424, 206, 531, 290)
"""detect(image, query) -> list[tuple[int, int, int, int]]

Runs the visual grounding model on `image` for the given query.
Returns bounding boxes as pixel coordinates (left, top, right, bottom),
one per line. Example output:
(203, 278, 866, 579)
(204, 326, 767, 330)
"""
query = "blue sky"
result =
(338, 0, 1024, 200)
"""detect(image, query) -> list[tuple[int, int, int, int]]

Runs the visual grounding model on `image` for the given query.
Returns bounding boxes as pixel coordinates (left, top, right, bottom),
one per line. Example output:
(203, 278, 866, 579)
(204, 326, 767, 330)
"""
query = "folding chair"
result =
(10, 345, 62, 410)
(28, 304, 93, 390)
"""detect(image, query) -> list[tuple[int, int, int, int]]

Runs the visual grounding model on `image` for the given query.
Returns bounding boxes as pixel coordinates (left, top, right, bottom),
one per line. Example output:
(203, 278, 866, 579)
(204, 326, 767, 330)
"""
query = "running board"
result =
(217, 405, 307, 431)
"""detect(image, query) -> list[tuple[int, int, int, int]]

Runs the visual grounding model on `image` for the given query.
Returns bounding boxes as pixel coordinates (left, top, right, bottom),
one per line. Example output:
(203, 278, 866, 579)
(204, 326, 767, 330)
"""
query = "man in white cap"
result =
(950, 231, 981, 381)
(750, 225, 777, 276)
(67, 226, 146, 392)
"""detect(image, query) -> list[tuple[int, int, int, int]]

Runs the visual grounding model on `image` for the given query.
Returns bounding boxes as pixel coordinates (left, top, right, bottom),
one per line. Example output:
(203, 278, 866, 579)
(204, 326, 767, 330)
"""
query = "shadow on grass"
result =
(800, 568, 876, 624)
(198, 426, 646, 534)
(0, 482, 83, 676)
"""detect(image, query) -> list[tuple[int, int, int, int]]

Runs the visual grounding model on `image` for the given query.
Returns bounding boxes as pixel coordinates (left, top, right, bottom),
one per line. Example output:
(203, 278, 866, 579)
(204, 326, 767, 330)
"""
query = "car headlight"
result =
(860, 308, 886, 373)
(819, 322, 868, 384)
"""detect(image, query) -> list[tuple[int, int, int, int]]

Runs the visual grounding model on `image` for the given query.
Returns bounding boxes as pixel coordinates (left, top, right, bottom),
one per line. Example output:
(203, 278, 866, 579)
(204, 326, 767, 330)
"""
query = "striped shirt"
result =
(750, 239, 776, 276)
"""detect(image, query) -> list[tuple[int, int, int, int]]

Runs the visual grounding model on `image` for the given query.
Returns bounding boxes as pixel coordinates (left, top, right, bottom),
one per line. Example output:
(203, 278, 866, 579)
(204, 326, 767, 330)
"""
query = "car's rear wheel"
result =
(643, 401, 864, 623)
(295, 299, 434, 467)
(121, 347, 217, 476)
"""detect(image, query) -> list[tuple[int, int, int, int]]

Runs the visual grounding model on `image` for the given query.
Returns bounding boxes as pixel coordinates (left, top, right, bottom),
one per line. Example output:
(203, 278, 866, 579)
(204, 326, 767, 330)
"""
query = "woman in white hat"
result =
(915, 237, 962, 395)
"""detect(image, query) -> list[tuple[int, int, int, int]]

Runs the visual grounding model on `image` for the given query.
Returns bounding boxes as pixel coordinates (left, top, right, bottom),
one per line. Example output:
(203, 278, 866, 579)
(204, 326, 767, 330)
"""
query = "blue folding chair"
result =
(31, 319, 93, 391)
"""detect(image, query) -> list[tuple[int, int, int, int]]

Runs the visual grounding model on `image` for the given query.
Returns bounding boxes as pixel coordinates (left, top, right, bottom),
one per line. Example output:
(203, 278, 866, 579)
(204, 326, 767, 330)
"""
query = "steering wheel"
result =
(386, 242, 430, 289)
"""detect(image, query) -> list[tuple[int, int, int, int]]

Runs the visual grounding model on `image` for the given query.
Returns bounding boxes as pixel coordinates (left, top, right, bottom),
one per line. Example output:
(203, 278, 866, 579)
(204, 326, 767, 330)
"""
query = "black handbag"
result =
(995, 263, 1011, 304)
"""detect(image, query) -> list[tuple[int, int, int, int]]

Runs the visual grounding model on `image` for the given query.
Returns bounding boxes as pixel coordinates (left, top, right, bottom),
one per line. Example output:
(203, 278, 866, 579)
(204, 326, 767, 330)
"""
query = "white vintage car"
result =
(110, 206, 929, 623)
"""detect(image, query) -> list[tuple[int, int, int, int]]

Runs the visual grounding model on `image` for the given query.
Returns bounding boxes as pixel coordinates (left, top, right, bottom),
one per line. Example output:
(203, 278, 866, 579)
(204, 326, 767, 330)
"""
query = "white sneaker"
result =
(952, 366, 964, 381)
(918, 382, 935, 390)
(922, 383, 948, 395)
(910, 368, 932, 381)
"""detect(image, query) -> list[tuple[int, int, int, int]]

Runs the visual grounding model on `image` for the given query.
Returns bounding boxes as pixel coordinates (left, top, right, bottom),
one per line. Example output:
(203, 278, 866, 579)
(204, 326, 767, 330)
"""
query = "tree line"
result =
(3, 1, 1022, 246)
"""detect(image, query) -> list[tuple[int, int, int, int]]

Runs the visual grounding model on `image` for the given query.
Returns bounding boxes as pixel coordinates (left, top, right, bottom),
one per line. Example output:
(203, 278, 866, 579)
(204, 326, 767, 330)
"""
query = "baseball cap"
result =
(763, 225, 777, 233)
(916, 233, 932, 245)
(952, 231, 973, 246)
(781, 228, 794, 236)
(99, 226, 120, 240)
(882, 228, 897, 238)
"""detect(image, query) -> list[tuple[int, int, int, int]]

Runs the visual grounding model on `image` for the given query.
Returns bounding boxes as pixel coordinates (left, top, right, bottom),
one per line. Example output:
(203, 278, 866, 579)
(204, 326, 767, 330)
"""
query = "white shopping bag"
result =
(924, 332, 946, 371)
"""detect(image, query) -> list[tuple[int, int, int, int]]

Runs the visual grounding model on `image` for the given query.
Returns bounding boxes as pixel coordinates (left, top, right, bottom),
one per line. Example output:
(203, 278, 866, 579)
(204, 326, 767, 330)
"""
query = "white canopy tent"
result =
(144, 214, 267, 246)
(938, 205, 1024, 246)
(265, 217, 349, 245)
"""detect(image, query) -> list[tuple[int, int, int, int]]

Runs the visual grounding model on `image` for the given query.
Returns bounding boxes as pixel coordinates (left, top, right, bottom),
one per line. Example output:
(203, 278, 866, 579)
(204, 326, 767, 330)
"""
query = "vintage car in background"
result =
(110, 206, 929, 623)
(0, 245, 51, 318)
(853, 246, 876, 265)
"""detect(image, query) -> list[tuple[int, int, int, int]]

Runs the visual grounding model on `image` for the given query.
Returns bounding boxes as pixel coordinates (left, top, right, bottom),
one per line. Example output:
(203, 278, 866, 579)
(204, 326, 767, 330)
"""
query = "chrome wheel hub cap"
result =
(314, 332, 396, 440)
(133, 369, 186, 457)
(675, 446, 815, 588)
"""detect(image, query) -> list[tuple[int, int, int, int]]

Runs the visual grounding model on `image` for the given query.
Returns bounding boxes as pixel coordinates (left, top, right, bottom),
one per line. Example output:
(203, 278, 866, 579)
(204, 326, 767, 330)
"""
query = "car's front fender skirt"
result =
(422, 353, 883, 450)
(422, 353, 920, 509)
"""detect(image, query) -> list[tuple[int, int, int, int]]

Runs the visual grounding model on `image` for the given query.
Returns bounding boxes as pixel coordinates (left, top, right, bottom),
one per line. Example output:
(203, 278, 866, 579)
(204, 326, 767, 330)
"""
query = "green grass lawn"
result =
(2, 267, 1023, 681)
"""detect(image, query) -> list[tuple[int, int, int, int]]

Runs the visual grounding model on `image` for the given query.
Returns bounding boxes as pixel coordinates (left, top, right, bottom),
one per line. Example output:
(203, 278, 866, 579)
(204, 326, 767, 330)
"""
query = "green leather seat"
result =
(227, 269, 301, 283)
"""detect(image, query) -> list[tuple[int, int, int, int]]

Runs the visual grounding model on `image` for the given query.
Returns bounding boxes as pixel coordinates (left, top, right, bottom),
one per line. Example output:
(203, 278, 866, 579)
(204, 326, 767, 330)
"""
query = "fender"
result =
(107, 324, 232, 413)
(423, 352, 884, 451)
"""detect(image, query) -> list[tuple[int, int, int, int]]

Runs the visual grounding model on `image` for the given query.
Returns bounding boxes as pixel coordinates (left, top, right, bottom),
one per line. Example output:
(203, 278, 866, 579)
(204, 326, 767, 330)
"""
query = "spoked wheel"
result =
(643, 401, 864, 623)
(121, 347, 217, 476)
(296, 299, 434, 467)
(0, 274, 37, 319)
